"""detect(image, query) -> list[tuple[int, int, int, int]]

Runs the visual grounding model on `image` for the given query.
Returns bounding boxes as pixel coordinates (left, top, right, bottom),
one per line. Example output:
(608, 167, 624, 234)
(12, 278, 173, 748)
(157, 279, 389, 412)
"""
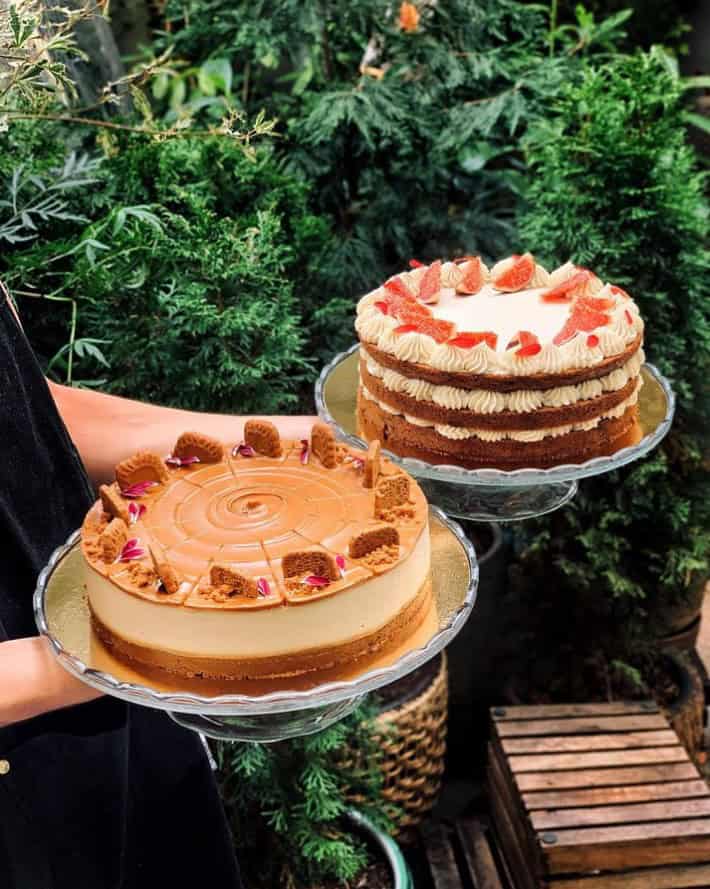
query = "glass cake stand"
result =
(315, 344, 676, 522)
(34, 507, 477, 742)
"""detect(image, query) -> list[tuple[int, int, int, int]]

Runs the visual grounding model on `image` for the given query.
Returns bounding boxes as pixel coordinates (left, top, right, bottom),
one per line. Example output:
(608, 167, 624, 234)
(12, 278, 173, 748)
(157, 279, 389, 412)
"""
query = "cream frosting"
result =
(360, 378, 642, 443)
(355, 257, 644, 378)
(362, 348, 644, 414)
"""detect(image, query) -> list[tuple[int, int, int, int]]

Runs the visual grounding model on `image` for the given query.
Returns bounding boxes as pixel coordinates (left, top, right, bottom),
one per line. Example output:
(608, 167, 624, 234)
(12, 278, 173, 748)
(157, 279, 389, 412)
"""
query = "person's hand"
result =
(0, 636, 102, 727)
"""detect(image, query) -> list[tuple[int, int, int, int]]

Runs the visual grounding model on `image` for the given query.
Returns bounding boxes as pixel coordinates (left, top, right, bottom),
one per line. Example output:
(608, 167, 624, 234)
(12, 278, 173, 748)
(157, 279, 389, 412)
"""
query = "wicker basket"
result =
(375, 653, 449, 840)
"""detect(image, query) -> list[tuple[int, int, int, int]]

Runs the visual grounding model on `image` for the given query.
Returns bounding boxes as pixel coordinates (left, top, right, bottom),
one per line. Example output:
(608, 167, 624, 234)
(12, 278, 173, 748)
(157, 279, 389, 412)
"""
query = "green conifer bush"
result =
(510, 50, 710, 691)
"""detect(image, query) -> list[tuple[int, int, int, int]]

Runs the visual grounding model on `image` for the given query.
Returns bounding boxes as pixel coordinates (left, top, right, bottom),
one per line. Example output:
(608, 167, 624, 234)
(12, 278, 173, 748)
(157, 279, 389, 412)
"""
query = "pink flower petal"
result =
(336, 554, 346, 577)
(120, 481, 159, 499)
(128, 502, 146, 524)
(232, 443, 256, 458)
(165, 454, 201, 467)
(300, 439, 309, 465)
(302, 575, 330, 588)
(117, 538, 145, 562)
(256, 578, 271, 597)
(352, 458, 364, 470)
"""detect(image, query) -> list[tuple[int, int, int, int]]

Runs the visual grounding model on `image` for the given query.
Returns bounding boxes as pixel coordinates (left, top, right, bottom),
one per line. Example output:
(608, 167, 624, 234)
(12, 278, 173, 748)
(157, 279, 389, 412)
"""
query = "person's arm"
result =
(0, 637, 102, 727)
(49, 382, 316, 486)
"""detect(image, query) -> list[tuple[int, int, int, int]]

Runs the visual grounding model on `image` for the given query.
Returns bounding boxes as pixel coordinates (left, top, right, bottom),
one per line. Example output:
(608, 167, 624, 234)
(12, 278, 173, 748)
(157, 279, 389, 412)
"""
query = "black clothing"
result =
(0, 300, 241, 888)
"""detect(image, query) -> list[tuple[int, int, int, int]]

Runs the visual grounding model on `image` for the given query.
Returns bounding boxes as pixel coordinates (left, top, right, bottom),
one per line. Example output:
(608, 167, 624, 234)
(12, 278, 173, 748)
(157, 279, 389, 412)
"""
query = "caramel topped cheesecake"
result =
(81, 422, 430, 679)
(356, 254, 644, 469)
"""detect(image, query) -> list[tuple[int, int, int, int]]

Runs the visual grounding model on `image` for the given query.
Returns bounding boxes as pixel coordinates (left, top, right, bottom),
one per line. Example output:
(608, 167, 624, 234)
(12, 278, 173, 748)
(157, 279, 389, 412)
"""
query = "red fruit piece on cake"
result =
(541, 270, 591, 303)
(610, 285, 630, 299)
(408, 258, 424, 268)
(448, 331, 498, 349)
(506, 330, 541, 357)
(455, 257, 485, 295)
(418, 260, 442, 304)
(492, 253, 535, 291)
(553, 304, 610, 346)
(587, 334, 600, 348)
(395, 318, 455, 343)
(374, 300, 389, 314)
(578, 295, 615, 312)
(383, 276, 414, 299)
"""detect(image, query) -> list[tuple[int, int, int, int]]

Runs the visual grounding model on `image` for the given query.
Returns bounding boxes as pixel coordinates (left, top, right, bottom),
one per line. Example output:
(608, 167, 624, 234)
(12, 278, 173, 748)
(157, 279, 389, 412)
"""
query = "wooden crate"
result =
(488, 702, 710, 888)
(419, 817, 508, 888)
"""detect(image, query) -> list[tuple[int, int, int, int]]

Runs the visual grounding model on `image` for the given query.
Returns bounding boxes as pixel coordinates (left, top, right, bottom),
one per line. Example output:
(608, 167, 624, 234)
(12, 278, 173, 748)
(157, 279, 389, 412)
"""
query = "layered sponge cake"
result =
(356, 254, 644, 469)
(81, 422, 431, 680)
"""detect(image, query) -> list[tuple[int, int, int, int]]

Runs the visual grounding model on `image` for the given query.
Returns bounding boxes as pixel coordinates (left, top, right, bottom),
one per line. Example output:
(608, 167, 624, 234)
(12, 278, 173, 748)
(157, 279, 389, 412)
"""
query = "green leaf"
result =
(683, 112, 710, 136)
(198, 58, 233, 96)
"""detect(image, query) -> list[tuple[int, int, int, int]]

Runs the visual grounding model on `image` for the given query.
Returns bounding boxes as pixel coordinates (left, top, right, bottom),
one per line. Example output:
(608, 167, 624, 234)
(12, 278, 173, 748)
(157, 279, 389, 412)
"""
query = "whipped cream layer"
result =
(360, 378, 642, 443)
(356, 260, 644, 377)
(362, 349, 644, 414)
(87, 520, 430, 659)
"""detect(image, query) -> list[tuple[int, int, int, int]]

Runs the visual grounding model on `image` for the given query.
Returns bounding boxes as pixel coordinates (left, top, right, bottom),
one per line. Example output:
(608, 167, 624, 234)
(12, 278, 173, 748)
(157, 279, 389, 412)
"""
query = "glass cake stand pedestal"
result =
(315, 344, 676, 522)
(34, 507, 478, 742)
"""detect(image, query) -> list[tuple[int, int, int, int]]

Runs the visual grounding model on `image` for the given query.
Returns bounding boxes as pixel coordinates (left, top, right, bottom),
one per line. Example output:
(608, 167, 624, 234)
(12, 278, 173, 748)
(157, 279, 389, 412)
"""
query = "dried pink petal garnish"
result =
(165, 454, 200, 467)
(128, 502, 146, 525)
(120, 480, 158, 499)
(300, 439, 309, 465)
(256, 577, 271, 597)
(118, 538, 145, 562)
(232, 443, 256, 458)
(351, 458, 365, 471)
(302, 575, 330, 588)
(336, 555, 346, 577)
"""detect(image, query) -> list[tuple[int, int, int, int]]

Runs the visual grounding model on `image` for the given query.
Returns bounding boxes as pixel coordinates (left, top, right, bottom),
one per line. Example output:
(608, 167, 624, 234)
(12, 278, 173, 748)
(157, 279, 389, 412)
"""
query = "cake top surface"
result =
(356, 254, 644, 377)
(81, 423, 427, 611)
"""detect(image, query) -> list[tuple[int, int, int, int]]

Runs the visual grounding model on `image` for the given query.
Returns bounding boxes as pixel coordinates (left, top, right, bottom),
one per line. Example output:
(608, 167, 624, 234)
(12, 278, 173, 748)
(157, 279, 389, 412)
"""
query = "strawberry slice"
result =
(455, 257, 484, 295)
(553, 318, 579, 346)
(384, 276, 414, 299)
(374, 300, 389, 314)
(394, 324, 420, 335)
(418, 260, 442, 304)
(541, 270, 590, 303)
(383, 292, 431, 322)
(397, 304, 433, 325)
(449, 331, 497, 349)
(587, 334, 599, 347)
(492, 253, 535, 291)
(506, 330, 538, 350)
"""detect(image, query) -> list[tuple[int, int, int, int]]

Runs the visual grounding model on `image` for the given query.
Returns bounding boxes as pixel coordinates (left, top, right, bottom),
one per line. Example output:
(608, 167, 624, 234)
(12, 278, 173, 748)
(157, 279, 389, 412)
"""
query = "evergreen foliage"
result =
(154, 0, 630, 360)
(216, 700, 393, 888)
(1, 135, 331, 408)
(511, 50, 710, 689)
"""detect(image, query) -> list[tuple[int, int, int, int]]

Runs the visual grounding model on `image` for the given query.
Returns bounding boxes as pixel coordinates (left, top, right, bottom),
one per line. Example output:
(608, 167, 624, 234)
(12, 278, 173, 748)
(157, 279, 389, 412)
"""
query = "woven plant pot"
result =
(374, 653, 449, 841)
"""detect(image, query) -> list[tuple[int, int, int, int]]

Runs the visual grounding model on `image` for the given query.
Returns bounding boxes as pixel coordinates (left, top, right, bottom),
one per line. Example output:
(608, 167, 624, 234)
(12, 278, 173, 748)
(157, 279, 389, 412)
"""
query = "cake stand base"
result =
(169, 696, 366, 742)
(417, 477, 578, 522)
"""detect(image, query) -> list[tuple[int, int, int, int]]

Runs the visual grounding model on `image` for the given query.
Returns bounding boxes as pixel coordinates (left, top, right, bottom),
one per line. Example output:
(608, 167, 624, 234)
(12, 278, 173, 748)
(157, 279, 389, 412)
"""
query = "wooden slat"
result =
(420, 822, 461, 889)
(489, 768, 537, 889)
(496, 714, 668, 738)
(545, 818, 710, 873)
(552, 862, 710, 889)
(516, 762, 699, 791)
(532, 797, 710, 830)
(501, 729, 679, 754)
(492, 702, 659, 721)
(509, 746, 688, 773)
(454, 819, 504, 889)
(523, 780, 710, 810)
(489, 748, 540, 874)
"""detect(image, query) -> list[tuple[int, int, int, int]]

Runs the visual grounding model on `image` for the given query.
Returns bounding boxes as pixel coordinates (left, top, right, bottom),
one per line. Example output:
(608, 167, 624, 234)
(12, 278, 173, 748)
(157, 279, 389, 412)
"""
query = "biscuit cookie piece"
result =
(364, 440, 381, 489)
(99, 518, 128, 563)
(282, 549, 339, 582)
(244, 419, 282, 458)
(311, 422, 337, 469)
(115, 451, 170, 489)
(148, 545, 181, 595)
(349, 524, 400, 559)
(375, 474, 410, 512)
(99, 483, 130, 524)
(173, 431, 223, 463)
(209, 565, 258, 598)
